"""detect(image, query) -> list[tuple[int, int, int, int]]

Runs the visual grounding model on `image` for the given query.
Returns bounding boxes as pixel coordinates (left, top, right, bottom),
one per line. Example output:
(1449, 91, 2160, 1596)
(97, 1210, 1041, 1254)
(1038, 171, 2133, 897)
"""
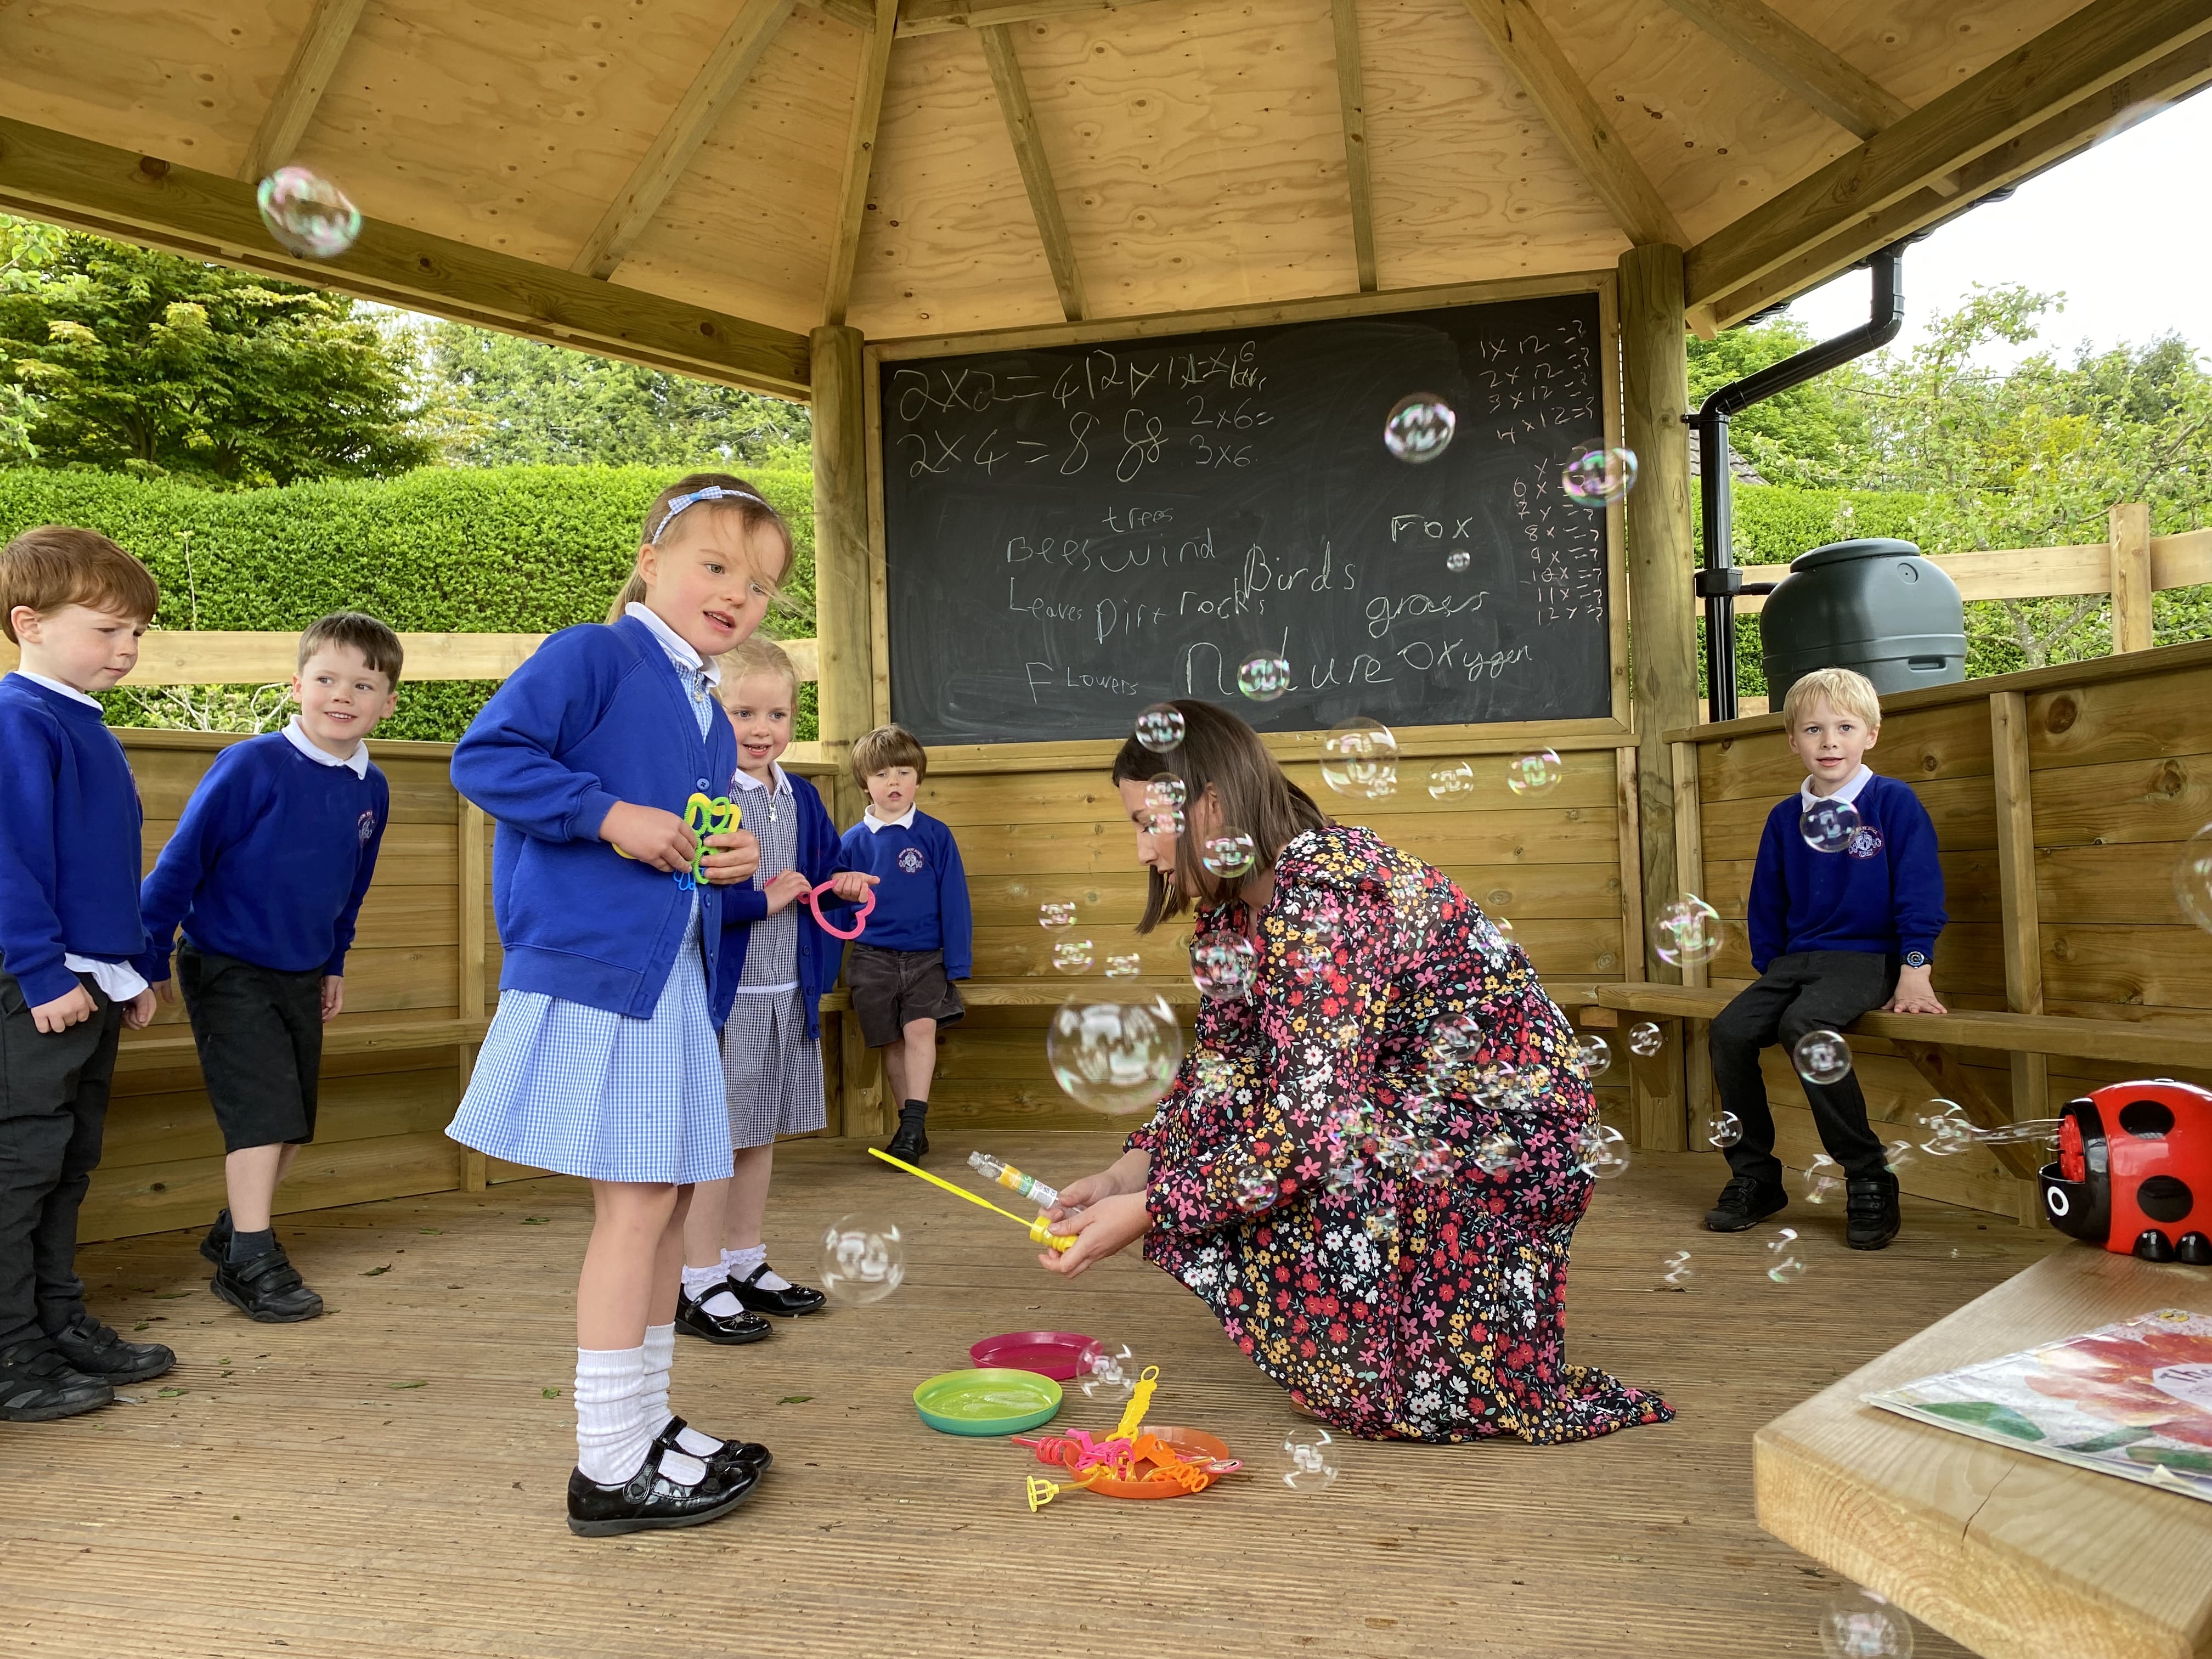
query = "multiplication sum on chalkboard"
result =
(875, 290, 1619, 748)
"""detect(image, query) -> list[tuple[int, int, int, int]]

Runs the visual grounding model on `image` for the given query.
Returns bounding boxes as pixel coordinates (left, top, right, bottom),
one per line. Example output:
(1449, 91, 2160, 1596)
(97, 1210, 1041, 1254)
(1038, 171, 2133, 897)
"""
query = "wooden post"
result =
(1617, 243, 1697, 1148)
(1672, 739, 1716, 1126)
(1989, 689, 2047, 1141)
(2109, 501, 2153, 654)
(457, 795, 489, 1192)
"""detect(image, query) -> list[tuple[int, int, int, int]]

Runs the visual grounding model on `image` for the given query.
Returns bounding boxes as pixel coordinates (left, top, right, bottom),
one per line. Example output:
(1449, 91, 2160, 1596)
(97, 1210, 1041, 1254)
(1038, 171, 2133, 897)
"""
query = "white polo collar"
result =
(1800, 763, 1874, 810)
(732, 761, 792, 797)
(625, 602, 721, 686)
(283, 715, 370, 777)
(14, 669, 100, 708)
(862, 805, 916, 832)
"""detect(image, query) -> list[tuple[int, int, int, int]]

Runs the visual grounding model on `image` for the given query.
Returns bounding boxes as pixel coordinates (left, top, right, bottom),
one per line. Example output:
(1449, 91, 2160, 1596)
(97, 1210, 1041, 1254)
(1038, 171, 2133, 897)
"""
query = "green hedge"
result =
(0, 465, 817, 741)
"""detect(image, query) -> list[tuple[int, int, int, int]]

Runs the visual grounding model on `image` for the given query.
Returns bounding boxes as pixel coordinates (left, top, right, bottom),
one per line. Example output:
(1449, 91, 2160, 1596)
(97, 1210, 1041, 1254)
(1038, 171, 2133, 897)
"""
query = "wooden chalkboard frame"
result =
(862, 268, 1630, 766)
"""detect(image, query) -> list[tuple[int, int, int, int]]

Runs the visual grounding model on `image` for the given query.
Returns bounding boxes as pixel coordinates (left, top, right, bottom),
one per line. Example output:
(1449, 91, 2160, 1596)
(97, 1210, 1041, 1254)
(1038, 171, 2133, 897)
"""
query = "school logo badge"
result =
(357, 810, 377, 845)
(1847, 825, 1884, 859)
(896, 847, 926, 874)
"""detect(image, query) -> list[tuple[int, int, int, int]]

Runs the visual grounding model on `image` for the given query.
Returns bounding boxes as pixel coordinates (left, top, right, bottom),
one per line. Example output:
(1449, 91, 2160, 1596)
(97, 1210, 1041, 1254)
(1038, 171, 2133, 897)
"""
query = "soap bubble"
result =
(1320, 718, 1398, 799)
(1144, 775, 1187, 811)
(1444, 548, 1471, 573)
(1383, 394, 1455, 464)
(1883, 1137, 1917, 1175)
(1471, 1058, 1527, 1113)
(817, 1214, 905, 1306)
(1038, 900, 1076, 930)
(1076, 1339, 1138, 1402)
(1561, 445, 1638, 506)
(1280, 1426, 1342, 1491)
(1363, 1204, 1399, 1242)
(1052, 938, 1094, 974)
(1283, 912, 1341, 982)
(1230, 1162, 1278, 1212)
(1237, 652, 1293, 702)
(1504, 748, 1562, 796)
(1802, 1153, 1842, 1205)
(1103, 952, 1142, 978)
(1410, 1139, 1455, 1184)
(256, 167, 362, 259)
(1190, 933, 1258, 1000)
(1793, 1029, 1853, 1085)
(1426, 759, 1476, 800)
(1200, 830, 1256, 879)
(1141, 803, 1185, 837)
(1470, 1129, 1521, 1175)
(1193, 1049, 1235, 1096)
(1765, 1227, 1808, 1283)
(1576, 1122, 1631, 1178)
(1573, 1032, 1612, 1078)
(1652, 895, 1722, 967)
(1918, 1099, 1973, 1157)
(1819, 1587, 1914, 1658)
(1425, 1012, 1483, 1089)
(1133, 704, 1185, 754)
(1802, 797, 1864, 854)
(2175, 825, 2212, 932)
(1627, 1021, 1664, 1058)
(1660, 1250, 1695, 1288)
(1046, 998, 1184, 1114)
(1489, 915, 1516, 947)
(1703, 1109, 1743, 1149)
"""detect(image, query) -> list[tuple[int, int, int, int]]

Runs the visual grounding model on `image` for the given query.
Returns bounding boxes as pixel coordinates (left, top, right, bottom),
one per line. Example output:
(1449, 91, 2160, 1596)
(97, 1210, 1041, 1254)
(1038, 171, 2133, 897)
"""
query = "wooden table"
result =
(1755, 1245, 2212, 1659)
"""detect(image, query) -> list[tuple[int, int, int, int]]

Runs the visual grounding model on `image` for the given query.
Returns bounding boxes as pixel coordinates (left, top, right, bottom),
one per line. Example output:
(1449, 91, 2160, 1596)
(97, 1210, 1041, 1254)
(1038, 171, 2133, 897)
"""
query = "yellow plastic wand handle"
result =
(867, 1147, 1076, 1251)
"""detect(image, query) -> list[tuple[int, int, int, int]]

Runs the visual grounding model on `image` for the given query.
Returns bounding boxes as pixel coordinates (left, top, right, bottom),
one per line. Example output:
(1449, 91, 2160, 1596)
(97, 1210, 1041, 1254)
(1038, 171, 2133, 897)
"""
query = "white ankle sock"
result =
(724, 1245, 791, 1293)
(574, 1346, 658, 1485)
(681, 1261, 742, 1319)
(641, 1322, 724, 1460)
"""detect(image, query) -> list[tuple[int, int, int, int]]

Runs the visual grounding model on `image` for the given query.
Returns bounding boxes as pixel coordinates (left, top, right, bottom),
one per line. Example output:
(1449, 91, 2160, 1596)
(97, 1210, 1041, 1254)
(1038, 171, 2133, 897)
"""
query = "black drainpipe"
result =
(1689, 242, 1907, 722)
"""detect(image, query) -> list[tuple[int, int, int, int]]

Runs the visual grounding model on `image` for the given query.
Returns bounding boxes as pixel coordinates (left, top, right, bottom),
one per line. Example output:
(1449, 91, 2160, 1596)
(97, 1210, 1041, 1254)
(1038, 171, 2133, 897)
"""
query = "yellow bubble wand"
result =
(868, 1147, 1075, 1251)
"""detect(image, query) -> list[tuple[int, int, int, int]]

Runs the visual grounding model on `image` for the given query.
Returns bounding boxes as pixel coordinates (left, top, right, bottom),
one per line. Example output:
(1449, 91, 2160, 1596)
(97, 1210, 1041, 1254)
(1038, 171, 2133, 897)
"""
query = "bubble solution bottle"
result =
(969, 1151, 1059, 1212)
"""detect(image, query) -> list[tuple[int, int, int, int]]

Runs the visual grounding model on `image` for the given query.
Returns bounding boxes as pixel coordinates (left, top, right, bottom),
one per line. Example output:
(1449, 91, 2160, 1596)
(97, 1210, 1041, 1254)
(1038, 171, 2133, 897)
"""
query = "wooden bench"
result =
(1755, 1246, 2212, 1659)
(114, 1015, 492, 1072)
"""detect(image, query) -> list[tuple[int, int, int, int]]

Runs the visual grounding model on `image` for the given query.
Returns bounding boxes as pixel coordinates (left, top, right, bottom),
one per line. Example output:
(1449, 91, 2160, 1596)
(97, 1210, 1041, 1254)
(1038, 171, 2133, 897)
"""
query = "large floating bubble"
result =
(1383, 395, 1455, 464)
(1426, 759, 1476, 800)
(1237, 652, 1293, 702)
(1190, 933, 1259, 1001)
(1561, 445, 1638, 506)
(1627, 1021, 1664, 1058)
(2175, 824, 2212, 933)
(1052, 938, 1094, 974)
(1651, 894, 1723, 967)
(1818, 1587, 1914, 1658)
(1280, 1426, 1342, 1491)
(1793, 1028, 1853, 1085)
(1802, 797, 1863, 854)
(1320, 718, 1398, 800)
(1076, 1339, 1138, 1402)
(1200, 830, 1256, 879)
(1045, 998, 1184, 1114)
(256, 167, 362, 259)
(817, 1214, 905, 1306)
(1504, 748, 1562, 797)
(1133, 704, 1185, 754)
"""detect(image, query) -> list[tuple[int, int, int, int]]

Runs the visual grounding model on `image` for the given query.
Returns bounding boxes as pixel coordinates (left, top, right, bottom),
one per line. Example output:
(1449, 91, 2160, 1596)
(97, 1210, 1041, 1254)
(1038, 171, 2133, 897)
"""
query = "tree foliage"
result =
(1686, 316, 1871, 487)
(0, 221, 431, 487)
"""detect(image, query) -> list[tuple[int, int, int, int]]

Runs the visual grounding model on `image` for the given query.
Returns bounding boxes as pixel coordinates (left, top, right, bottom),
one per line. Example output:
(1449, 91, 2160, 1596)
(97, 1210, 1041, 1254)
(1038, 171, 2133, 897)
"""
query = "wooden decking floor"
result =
(8, 1135, 2059, 1659)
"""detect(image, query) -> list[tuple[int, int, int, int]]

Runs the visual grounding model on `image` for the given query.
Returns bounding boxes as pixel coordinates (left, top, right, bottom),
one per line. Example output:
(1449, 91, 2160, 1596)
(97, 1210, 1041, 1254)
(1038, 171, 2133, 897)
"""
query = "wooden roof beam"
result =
(977, 25, 1086, 321)
(1331, 0, 1378, 293)
(896, 0, 1133, 36)
(1655, 0, 1908, 142)
(1459, 0, 1686, 249)
(798, 0, 878, 27)
(1687, 0, 2212, 309)
(823, 0, 900, 326)
(571, 0, 795, 280)
(241, 0, 369, 182)
(0, 115, 810, 397)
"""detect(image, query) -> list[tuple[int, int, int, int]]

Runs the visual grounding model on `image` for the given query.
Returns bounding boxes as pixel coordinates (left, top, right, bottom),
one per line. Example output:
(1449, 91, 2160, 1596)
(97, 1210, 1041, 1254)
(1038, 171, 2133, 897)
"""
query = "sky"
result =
(1785, 88, 2212, 366)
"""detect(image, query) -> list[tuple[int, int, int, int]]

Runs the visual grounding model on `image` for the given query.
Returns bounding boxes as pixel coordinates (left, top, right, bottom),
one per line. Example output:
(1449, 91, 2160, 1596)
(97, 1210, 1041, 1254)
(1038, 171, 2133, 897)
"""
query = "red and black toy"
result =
(2039, 1079, 2212, 1265)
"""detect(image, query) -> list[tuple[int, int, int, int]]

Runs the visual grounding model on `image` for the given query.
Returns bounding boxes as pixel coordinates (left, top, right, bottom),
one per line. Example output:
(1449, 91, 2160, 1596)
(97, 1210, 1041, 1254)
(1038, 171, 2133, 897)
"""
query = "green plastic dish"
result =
(912, 1367, 1063, 1437)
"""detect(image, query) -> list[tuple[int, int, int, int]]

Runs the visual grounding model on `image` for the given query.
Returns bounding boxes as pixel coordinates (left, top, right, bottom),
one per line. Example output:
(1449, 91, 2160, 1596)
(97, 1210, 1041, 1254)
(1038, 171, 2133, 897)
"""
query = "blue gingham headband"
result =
(650, 484, 765, 545)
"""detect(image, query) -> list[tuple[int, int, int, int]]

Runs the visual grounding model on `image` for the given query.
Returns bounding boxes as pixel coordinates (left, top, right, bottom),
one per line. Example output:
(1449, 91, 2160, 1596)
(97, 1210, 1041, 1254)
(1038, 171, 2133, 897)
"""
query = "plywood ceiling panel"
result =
(1785, 0, 2096, 114)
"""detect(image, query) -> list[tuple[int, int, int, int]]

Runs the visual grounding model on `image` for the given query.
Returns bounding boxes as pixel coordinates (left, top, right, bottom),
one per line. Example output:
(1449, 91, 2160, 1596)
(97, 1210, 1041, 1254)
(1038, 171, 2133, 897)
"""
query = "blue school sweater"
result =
(137, 731, 388, 980)
(833, 809, 973, 980)
(450, 617, 741, 1022)
(1747, 771, 1946, 973)
(0, 673, 146, 1008)
(716, 770, 848, 1041)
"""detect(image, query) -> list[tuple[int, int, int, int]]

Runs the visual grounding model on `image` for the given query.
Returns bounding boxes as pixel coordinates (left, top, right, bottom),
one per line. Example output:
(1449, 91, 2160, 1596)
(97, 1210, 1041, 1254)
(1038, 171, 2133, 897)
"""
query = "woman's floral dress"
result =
(1127, 823, 1673, 1444)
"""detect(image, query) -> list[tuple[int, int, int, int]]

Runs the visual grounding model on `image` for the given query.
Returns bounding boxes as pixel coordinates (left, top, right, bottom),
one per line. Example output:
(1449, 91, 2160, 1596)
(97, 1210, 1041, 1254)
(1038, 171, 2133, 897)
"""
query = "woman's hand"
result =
(699, 828, 761, 885)
(761, 870, 812, 913)
(1037, 1189, 1151, 1278)
(599, 802, 698, 873)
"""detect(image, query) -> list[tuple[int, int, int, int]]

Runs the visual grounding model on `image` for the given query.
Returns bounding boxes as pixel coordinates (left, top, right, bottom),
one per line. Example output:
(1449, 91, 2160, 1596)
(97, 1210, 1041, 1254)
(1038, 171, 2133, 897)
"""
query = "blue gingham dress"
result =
(721, 767, 826, 1149)
(448, 651, 733, 1186)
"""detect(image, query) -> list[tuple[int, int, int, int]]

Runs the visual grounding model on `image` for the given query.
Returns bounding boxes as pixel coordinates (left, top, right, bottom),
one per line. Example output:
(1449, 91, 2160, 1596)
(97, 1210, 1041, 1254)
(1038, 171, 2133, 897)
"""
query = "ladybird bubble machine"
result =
(2039, 1079, 2212, 1265)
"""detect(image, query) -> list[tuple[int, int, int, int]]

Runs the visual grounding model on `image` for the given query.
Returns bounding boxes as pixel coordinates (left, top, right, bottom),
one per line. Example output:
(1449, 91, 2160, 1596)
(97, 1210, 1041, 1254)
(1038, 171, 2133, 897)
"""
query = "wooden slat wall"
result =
(1685, 642, 2212, 1221)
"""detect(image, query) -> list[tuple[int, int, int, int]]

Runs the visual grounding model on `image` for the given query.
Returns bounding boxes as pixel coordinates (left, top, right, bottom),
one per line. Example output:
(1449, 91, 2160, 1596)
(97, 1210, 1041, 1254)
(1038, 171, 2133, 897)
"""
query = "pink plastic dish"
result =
(969, 1330, 1097, 1381)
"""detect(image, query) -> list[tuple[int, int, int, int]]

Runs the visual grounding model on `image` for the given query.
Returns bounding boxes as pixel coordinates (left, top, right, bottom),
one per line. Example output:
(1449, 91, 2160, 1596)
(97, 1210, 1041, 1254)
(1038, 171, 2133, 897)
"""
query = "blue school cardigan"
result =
(451, 617, 741, 1022)
(715, 770, 848, 1041)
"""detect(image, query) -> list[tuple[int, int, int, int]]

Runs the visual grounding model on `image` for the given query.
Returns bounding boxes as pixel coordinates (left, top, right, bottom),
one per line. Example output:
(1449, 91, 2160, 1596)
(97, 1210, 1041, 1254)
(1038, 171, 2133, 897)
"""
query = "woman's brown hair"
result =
(605, 472, 795, 623)
(1110, 699, 1328, 933)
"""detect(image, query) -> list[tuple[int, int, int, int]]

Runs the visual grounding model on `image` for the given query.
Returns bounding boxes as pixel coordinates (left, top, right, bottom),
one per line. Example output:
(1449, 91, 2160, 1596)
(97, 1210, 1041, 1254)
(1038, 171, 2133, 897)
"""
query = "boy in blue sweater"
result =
(0, 526, 174, 1421)
(139, 613, 400, 1322)
(835, 724, 973, 1164)
(1706, 667, 1946, 1251)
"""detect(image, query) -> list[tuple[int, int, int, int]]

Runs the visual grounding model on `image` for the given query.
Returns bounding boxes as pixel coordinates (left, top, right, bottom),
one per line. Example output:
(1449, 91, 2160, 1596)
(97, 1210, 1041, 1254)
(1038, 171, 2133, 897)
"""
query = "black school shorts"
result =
(844, 946, 965, 1049)
(177, 944, 325, 1151)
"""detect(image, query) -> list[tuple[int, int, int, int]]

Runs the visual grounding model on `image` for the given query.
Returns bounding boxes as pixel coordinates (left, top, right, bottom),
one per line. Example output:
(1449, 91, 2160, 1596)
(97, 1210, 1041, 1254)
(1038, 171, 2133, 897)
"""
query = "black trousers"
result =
(177, 944, 324, 1151)
(0, 963, 122, 1352)
(1709, 951, 1898, 1188)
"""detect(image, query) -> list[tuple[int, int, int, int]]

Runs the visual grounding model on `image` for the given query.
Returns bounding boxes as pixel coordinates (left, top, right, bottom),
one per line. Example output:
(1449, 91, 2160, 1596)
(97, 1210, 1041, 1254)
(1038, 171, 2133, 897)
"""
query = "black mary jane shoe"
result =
(729, 1263, 827, 1318)
(49, 1313, 176, 1383)
(674, 1283, 774, 1346)
(656, 1413, 771, 1478)
(0, 1339, 114, 1422)
(883, 1119, 928, 1162)
(212, 1244, 325, 1323)
(566, 1442, 760, 1538)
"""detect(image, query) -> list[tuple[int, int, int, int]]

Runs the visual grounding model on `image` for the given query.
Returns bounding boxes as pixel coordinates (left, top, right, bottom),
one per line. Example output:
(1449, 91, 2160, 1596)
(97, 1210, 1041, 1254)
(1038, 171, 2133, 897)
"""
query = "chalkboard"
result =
(877, 292, 1615, 747)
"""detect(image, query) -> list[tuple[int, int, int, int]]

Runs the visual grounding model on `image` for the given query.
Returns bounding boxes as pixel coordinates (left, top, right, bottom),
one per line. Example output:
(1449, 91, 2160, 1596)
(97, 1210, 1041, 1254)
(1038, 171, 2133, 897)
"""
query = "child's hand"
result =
(154, 976, 179, 1007)
(121, 988, 157, 1030)
(31, 984, 97, 1034)
(827, 871, 879, 903)
(321, 975, 345, 1023)
(600, 802, 698, 873)
(762, 870, 812, 913)
(1037, 1190, 1152, 1277)
(700, 828, 760, 885)
(1884, 964, 1946, 1014)
(1048, 1169, 1132, 1217)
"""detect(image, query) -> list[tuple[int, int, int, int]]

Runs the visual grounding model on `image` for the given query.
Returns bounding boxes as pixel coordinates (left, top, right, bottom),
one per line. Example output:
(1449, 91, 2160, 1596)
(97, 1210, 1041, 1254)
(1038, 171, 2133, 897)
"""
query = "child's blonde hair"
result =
(605, 472, 795, 623)
(1781, 667, 1882, 731)
(717, 635, 797, 707)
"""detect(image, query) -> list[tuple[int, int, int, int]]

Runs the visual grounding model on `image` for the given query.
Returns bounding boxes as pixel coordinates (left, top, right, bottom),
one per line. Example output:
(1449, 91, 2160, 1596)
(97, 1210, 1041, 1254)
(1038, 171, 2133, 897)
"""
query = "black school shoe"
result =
(0, 1339, 114, 1421)
(883, 1117, 928, 1162)
(656, 1413, 771, 1477)
(566, 1442, 761, 1538)
(1846, 1173, 1903, 1250)
(49, 1313, 176, 1383)
(674, 1283, 773, 1346)
(1705, 1174, 1789, 1232)
(211, 1244, 325, 1323)
(199, 1208, 233, 1266)
(729, 1262, 827, 1318)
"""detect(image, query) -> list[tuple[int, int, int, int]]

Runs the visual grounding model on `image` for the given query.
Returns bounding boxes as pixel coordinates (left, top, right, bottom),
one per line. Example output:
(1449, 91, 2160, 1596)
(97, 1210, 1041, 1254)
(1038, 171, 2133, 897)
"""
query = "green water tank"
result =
(1759, 538, 1966, 704)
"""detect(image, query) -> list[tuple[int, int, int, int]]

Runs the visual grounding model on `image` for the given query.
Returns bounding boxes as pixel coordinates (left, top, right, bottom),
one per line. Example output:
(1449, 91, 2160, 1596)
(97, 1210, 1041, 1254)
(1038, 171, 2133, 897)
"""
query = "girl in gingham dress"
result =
(677, 637, 875, 1336)
(445, 473, 793, 1538)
